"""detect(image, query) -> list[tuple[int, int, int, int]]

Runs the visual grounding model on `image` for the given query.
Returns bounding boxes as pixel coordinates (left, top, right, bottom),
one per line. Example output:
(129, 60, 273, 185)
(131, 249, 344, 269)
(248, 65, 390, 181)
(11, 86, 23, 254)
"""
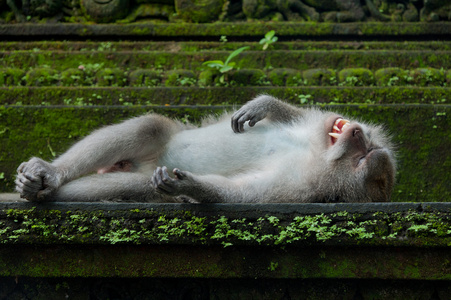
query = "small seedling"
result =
(298, 94, 312, 104)
(260, 30, 278, 50)
(203, 46, 250, 83)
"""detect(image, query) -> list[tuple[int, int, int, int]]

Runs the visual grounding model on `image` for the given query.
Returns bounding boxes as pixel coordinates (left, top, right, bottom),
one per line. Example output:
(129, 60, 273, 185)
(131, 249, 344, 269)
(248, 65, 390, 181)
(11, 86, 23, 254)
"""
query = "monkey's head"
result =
(319, 115, 396, 203)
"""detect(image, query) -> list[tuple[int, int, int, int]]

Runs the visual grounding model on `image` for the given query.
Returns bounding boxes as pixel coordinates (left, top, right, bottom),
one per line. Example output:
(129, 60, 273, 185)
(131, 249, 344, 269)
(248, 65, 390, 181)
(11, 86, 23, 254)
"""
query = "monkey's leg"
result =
(52, 172, 179, 203)
(16, 114, 181, 201)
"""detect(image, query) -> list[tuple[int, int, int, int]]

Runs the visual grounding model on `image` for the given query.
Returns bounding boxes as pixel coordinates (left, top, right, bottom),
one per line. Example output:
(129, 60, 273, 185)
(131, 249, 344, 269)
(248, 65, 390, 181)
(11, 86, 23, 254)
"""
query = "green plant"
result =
(298, 94, 312, 104)
(202, 46, 249, 83)
(387, 76, 400, 86)
(260, 30, 278, 50)
(338, 75, 359, 86)
(177, 77, 197, 86)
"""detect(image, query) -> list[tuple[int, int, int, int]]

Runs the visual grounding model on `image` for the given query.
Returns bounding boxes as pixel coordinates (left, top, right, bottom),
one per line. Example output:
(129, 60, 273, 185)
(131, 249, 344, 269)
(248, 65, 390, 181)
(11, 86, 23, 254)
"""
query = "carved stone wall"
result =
(1, 0, 450, 23)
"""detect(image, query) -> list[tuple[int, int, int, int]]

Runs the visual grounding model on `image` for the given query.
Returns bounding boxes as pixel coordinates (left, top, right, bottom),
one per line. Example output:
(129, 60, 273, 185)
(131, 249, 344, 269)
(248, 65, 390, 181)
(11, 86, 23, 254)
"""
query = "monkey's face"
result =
(323, 116, 396, 202)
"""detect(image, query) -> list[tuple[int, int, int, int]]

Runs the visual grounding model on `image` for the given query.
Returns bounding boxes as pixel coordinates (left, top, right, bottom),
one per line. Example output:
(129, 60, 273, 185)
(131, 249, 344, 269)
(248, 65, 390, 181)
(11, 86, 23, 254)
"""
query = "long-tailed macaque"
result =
(15, 95, 396, 203)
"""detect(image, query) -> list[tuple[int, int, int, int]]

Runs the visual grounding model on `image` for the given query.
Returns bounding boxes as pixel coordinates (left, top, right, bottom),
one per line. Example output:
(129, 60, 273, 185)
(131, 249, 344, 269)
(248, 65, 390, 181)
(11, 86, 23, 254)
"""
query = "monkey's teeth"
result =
(328, 133, 341, 139)
(330, 118, 351, 144)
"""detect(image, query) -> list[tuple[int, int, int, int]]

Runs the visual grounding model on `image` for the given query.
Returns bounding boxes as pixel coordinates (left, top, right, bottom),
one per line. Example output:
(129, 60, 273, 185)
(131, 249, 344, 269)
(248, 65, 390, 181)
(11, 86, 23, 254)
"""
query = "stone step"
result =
(1, 67, 450, 88)
(0, 202, 449, 282)
(1, 49, 450, 72)
(1, 104, 450, 202)
(1, 22, 450, 39)
(0, 86, 449, 105)
(2, 41, 451, 52)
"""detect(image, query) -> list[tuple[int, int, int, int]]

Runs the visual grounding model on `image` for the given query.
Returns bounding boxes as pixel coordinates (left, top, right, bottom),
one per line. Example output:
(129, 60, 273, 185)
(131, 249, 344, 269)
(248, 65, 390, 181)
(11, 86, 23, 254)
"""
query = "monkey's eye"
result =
(357, 156, 366, 167)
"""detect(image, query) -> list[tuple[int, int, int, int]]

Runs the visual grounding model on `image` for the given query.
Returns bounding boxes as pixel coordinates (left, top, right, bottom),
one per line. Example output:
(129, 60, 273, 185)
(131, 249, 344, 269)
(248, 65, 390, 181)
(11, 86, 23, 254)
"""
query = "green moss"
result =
(198, 69, 218, 86)
(3, 41, 451, 52)
(268, 68, 303, 86)
(60, 68, 85, 86)
(2, 51, 450, 73)
(129, 69, 162, 87)
(0, 68, 25, 86)
(0, 205, 450, 278)
(410, 68, 445, 86)
(2, 67, 449, 88)
(164, 69, 197, 87)
(175, 0, 226, 23)
(0, 207, 450, 247)
(446, 70, 451, 85)
(96, 68, 128, 87)
(25, 68, 59, 86)
(303, 68, 336, 86)
(228, 69, 267, 86)
(374, 67, 409, 86)
(338, 68, 374, 86)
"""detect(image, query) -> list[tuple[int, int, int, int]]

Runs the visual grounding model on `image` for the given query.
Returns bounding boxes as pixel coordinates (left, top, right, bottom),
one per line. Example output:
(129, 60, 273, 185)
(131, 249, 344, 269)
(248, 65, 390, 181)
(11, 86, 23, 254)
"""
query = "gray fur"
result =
(15, 95, 396, 203)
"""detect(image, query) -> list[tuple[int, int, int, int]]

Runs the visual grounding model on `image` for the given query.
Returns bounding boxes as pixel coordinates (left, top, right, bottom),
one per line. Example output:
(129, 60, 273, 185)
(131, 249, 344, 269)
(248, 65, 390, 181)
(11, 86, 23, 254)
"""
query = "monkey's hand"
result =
(152, 166, 195, 196)
(231, 99, 269, 133)
(15, 157, 63, 202)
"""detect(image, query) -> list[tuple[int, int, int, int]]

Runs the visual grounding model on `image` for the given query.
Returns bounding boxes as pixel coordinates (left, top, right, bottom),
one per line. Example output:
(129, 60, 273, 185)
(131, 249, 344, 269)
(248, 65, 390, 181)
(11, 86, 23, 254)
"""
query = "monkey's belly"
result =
(157, 121, 310, 176)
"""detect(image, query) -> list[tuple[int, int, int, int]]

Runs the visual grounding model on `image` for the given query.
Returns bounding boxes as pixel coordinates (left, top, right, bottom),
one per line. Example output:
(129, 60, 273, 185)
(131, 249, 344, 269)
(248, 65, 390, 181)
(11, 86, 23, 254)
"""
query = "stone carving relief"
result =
(1, 0, 450, 23)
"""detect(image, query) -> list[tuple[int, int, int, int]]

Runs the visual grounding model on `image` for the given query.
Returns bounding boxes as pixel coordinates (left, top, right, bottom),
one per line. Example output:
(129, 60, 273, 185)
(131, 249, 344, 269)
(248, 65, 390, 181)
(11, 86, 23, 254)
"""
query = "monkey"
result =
(97, 160, 135, 174)
(15, 95, 396, 204)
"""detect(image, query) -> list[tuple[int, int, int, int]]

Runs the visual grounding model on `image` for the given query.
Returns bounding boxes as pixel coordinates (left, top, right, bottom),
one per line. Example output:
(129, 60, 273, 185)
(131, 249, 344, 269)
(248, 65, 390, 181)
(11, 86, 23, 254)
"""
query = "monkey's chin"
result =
(356, 148, 390, 170)
(328, 117, 351, 145)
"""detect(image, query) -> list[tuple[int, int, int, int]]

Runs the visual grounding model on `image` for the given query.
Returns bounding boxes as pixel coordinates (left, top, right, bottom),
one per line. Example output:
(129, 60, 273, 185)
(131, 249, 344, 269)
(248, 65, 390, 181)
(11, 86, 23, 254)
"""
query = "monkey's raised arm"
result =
(231, 95, 304, 133)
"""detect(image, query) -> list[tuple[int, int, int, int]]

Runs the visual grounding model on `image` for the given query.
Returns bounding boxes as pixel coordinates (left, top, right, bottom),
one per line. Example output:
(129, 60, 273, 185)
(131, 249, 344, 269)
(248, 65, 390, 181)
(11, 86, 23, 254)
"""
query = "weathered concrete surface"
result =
(0, 202, 449, 279)
(1, 244, 450, 279)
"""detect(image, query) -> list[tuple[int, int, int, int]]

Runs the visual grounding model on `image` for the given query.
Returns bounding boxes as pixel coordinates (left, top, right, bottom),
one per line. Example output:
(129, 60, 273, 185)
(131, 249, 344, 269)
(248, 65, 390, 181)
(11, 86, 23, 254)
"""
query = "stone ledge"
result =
(0, 22, 450, 39)
(0, 86, 450, 105)
(0, 201, 450, 279)
(0, 201, 449, 247)
(1, 277, 450, 299)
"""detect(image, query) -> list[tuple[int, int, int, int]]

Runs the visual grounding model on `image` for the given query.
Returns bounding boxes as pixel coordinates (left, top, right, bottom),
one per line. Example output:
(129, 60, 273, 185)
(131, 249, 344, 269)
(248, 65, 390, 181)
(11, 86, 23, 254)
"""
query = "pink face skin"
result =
(97, 160, 134, 174)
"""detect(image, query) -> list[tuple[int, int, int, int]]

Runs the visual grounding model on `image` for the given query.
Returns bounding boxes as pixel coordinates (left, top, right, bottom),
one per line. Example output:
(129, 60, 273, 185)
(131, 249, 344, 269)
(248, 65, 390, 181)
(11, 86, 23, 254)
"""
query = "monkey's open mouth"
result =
(329, 118, 350, 144)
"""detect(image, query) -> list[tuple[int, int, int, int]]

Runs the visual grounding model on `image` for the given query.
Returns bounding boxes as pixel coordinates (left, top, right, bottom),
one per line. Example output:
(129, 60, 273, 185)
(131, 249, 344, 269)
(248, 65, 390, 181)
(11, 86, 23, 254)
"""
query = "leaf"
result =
(265, 30, 275, 40)
(203, 60, 224, 66)
(224, 46, 250, 66)
(220, 65, 234, 73)
(259, 38, 266, 45)
(271, 36, 278, 43)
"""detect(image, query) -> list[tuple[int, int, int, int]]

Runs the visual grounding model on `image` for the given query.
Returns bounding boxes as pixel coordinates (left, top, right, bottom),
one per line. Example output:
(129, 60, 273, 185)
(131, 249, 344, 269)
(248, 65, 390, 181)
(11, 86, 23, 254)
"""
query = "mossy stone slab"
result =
(0, 105, 449, 202)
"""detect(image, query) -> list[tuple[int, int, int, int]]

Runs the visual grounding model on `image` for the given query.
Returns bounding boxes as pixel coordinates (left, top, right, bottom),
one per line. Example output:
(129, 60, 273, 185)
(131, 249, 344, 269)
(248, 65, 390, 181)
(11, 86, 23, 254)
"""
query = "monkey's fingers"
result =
(248, 116, 260, 127)
(173, 168, 188, 180)
(152, 166, 177, 195)
(17, 161, 28, 174)
(15, 172, 43, 201)
(231, 111, 246, 133)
